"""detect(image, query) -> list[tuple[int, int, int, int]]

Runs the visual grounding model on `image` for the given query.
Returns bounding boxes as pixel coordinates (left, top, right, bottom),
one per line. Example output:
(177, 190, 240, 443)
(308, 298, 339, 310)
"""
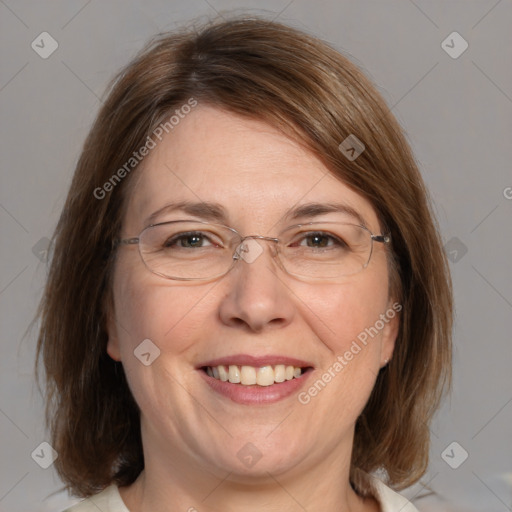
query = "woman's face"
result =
(107, 105, 398, 482)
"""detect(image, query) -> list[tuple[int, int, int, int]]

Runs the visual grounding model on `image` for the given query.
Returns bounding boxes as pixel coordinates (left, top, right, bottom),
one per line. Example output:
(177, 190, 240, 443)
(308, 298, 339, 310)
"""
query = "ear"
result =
(105, 294, 122, 362)
(379, 300, 401, 368)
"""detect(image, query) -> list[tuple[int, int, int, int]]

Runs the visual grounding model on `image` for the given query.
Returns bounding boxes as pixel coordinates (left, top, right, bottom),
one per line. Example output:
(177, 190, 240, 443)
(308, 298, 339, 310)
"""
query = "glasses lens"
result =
(136, 221, 376, 281)
(279, 223, 373, 279)
(139, 221, 235, 280)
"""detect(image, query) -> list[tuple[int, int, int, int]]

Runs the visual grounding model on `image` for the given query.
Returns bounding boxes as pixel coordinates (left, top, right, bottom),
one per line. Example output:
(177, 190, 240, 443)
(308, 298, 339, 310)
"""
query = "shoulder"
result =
(370, 476, 419, 512)
(61, 485, 129, 512)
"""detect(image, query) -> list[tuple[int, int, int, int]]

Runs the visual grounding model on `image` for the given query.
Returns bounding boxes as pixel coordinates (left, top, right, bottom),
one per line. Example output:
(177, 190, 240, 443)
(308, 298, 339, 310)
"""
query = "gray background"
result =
(1, 1, 511, 511)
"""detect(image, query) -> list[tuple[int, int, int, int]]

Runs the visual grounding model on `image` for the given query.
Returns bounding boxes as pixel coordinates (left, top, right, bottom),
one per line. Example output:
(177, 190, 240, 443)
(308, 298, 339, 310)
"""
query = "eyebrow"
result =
(286, 202, 367, 226)
(145, 201, 227, 226)
(145, 201, 367, 227)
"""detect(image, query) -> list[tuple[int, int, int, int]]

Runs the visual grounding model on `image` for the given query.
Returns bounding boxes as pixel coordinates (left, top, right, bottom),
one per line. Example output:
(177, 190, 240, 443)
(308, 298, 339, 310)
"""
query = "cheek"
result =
(296, 277, 391, 420)
(300, 274, 390, 355)
(112, 260, 215, 358)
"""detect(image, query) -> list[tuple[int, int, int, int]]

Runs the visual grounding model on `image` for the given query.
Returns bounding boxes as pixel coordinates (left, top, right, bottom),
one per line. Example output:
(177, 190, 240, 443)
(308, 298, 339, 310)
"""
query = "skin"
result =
(106, 105, 398, 512)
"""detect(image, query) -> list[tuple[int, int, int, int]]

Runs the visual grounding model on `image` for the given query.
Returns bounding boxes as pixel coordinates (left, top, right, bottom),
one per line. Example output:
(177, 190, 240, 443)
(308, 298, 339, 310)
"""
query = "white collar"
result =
(73, 478, 419, 512)
(369, 475, 419, 512)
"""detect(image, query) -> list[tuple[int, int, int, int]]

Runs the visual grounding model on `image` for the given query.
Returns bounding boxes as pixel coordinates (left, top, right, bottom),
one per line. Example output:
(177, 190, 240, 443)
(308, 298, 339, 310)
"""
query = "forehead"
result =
(122, 105, 379, 232)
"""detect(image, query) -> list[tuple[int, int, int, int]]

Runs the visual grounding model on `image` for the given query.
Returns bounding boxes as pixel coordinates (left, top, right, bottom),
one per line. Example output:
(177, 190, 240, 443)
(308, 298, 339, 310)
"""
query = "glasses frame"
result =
(114, 219, 391, 282)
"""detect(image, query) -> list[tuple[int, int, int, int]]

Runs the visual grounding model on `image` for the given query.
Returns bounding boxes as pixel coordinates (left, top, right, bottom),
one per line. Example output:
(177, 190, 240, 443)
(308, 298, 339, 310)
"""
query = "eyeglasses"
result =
(115, 220, 390, 282)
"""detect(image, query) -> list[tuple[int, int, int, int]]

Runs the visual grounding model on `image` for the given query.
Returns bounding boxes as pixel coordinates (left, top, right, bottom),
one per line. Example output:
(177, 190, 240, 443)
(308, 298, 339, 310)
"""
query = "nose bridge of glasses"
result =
(232, 235, 279, 264)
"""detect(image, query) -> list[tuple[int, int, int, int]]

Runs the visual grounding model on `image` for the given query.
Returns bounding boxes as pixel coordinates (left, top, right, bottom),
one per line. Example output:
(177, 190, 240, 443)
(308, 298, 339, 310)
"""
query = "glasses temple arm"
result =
(371, 234, 391, 244)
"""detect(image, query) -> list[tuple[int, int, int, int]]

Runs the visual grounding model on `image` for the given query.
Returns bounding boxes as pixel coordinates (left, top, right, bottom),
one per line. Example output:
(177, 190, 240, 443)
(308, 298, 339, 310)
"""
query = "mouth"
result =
(200, 364, 314, 387)
(197, 359, 315, 404)
(196, 355, 315, 404)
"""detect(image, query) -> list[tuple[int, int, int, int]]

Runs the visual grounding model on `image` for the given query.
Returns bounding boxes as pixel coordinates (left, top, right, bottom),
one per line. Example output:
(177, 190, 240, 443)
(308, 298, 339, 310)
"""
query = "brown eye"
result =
(292, 232, 348, 249)
(164, 232, 211, 248)
(303, 233, 330, 248)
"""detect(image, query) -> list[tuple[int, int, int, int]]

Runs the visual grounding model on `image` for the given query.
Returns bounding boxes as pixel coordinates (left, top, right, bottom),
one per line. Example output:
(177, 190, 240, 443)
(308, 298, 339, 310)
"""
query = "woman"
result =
(36, 16, 452, 512)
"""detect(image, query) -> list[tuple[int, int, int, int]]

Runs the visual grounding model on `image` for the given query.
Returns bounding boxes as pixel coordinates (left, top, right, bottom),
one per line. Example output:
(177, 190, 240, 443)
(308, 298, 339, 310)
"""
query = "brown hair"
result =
(35, 15, 452, 498)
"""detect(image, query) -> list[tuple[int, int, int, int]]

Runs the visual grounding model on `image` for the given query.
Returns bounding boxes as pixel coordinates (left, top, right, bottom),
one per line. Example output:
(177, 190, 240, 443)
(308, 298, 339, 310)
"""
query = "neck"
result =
(119, 426, 379, 512)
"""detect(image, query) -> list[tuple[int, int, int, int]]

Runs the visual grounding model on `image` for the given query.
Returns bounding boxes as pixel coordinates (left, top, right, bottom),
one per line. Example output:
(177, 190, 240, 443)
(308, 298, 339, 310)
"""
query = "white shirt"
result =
(62, 477, 419, 512)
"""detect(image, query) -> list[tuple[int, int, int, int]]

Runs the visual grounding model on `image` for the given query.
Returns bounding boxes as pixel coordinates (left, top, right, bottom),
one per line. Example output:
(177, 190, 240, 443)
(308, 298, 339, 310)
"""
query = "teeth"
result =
(218, 365, 229, 382)
(228, 365, 241, 383)
(206, 364, 305, 386)
(256, 366, 274, 386)
(274, 364, 286, 383)
(241, 365, 257, 385)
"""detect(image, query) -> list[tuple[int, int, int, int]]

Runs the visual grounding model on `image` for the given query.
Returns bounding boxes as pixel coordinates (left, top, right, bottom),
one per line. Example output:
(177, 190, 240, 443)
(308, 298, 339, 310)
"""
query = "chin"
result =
(200, 437, 307, 479)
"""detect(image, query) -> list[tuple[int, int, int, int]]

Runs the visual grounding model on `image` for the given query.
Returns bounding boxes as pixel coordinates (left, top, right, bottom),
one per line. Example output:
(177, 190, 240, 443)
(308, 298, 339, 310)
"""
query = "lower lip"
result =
(198, 368, 314, 405)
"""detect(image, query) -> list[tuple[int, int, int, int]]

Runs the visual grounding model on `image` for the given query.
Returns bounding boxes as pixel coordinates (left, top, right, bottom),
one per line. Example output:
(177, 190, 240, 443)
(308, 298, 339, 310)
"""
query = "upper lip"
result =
(197, 354, 314, 369)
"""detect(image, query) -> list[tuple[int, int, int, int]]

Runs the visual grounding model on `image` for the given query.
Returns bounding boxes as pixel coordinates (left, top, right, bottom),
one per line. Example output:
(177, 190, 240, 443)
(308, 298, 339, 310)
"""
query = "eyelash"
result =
(163, 231, 347, 249)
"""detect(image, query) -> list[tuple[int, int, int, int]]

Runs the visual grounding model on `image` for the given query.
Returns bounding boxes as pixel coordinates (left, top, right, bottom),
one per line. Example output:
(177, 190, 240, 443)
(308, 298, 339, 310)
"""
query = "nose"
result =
(218, 237, 295, 332)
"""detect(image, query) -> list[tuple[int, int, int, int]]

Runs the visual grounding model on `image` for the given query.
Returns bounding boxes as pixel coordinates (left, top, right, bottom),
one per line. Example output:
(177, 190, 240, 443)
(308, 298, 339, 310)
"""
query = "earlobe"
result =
(380, 301, 400, 367)
(106, 335, 122, 362)
(105, 301, 122, 362)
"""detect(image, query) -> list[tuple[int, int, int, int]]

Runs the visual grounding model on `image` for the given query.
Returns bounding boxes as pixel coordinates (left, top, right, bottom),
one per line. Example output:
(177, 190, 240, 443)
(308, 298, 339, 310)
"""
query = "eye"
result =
(293, 232, 348, 249)
(164, 231, 220, 249)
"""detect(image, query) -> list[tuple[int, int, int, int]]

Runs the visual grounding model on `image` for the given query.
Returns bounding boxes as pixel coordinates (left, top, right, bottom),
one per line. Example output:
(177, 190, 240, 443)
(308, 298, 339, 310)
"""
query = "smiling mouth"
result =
(201, 364, 313, 386)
